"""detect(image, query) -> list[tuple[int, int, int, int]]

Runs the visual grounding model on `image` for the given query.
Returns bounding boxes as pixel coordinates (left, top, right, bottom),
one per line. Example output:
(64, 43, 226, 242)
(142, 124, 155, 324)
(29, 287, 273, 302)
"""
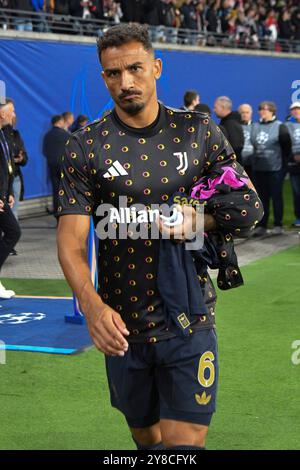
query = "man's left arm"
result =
(200, 119, 263, 236)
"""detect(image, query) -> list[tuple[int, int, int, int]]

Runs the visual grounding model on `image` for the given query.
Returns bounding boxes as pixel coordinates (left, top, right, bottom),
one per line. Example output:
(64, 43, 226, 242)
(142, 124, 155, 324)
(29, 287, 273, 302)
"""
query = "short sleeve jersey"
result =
(58, 104, 238, 343)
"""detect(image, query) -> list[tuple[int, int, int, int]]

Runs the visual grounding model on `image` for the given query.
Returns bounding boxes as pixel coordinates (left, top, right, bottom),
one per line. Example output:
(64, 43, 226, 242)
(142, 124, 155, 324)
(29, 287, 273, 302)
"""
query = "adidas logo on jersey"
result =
(103, 160, 128, 178)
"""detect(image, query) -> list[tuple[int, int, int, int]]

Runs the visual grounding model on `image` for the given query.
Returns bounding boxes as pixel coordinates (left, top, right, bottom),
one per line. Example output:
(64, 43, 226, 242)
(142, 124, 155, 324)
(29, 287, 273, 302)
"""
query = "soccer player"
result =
(57, 24, 262, 450)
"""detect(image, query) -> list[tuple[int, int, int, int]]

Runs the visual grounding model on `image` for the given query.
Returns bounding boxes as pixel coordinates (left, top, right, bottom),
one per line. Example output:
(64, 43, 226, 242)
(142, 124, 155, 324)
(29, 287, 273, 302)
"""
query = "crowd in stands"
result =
(0, 1, 300, 51)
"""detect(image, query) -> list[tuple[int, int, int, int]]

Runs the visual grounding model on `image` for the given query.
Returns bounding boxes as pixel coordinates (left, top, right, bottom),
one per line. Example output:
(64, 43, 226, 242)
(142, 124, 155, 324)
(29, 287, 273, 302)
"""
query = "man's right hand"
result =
(86, 303, 130, 357)
(0, 199, 4, 212)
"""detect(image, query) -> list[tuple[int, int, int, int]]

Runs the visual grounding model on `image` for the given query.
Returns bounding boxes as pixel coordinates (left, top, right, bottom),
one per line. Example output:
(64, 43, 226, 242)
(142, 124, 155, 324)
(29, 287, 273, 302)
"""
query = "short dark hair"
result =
(51, 114, 63, 125)
(184, 90, 199, 107)
(194, 103, 211, 115)
(62, 111, 74, 120)
(0, 97, 14, 109)
(258, 101, 277, 115)
(77, 114, 88, 125)
(97, 23, 153, 64)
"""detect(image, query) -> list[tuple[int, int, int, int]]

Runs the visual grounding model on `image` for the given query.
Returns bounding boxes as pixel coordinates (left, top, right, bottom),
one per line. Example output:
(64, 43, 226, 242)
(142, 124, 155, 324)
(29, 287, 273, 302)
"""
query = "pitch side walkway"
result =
(2, 215, 299, 279)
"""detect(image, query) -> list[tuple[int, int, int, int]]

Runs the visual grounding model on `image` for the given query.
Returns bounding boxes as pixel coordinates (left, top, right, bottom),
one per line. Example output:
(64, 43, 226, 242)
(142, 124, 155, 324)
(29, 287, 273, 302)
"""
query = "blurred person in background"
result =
(11, 0, 33, 31)
(251, 101, 291, 237)
(181, 90, 200, 111)
(2, 114, 28, 223)
(238, 103, 254, 178)
(285, 101, 300, 228)
(43, 114, 69, 217)
(71, 114, 89, 132)
(62, 111, 74, 132)
(214, 95, 244, 163)
(0, 98, 21, 298)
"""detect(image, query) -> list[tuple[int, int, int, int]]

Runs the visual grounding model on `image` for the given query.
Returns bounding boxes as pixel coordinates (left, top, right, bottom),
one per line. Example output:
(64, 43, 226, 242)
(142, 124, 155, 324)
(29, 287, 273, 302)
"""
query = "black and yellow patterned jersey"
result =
(58, 103, 251, 343)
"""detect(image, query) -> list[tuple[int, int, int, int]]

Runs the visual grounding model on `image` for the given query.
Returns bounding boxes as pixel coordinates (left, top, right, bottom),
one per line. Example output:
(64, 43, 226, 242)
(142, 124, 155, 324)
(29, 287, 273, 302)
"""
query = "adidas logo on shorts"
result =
(103, 161, 128, 178)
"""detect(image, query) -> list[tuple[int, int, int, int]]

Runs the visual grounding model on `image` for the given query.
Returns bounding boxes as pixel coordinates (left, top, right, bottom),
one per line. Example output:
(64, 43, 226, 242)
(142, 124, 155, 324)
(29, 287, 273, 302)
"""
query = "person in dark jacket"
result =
(250, 101, 291, 236)
(214, 96, 245, 164)
(0, 98, 21, 298)
(2, 116, 28, 221)
(42, 114, 69, 216)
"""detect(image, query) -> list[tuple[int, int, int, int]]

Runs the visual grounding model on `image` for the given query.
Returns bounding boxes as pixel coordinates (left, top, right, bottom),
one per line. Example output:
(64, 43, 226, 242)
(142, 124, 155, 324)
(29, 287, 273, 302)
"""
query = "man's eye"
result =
(131, 65, 140, 72)
(108, 71, 118, 78)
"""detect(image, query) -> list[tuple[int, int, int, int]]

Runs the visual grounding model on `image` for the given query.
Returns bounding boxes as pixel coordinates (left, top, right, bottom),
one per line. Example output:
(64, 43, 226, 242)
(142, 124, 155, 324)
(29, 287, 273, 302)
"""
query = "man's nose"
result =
(120, 71, 134, 91)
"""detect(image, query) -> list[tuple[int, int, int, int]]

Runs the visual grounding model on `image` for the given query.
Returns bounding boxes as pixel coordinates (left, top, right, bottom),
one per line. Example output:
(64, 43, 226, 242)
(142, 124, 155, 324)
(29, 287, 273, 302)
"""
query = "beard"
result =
(117, 90, 145, 116)
(118, 100, 145, 116)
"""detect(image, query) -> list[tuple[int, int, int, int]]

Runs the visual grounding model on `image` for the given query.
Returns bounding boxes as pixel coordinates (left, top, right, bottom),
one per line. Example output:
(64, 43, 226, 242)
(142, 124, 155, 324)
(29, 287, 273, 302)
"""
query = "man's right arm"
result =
(57, 127, 130, 357)
(57, 214, 129, 356)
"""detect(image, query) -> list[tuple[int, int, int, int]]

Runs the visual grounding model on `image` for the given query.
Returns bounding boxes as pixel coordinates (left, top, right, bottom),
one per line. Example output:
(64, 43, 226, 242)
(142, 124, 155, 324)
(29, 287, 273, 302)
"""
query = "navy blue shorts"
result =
(105, 328, 218, 428)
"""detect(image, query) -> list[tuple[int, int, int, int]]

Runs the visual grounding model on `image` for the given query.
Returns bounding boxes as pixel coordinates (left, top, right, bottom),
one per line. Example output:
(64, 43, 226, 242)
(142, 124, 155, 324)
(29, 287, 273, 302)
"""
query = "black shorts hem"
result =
(125, 415, 160, 429)
(160, 409, 214, 426)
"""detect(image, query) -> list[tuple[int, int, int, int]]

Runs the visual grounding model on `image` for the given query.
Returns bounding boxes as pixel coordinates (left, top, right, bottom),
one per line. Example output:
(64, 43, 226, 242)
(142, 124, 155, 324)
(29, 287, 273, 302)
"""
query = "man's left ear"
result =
(154, 58, 163, 80)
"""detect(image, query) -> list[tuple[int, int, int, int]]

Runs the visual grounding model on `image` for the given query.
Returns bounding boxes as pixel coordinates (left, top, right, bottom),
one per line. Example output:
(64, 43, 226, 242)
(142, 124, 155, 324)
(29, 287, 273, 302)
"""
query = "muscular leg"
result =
(160, 419, 208, 448)
(130, 422, 162, 447)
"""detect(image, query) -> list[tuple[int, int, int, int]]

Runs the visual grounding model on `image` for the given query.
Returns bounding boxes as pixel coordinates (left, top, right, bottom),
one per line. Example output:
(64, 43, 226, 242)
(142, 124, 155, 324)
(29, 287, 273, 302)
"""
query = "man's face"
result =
(291, 108, 300, 121)
(214, 100, 226, 118)
(101, 41, 162, 116)
(0, 102, 16, 126)
(192, 95, 200, 109)
(239, 105, 252, 123)
(65, 114, 74, 129)
(259, 106, 274, 122)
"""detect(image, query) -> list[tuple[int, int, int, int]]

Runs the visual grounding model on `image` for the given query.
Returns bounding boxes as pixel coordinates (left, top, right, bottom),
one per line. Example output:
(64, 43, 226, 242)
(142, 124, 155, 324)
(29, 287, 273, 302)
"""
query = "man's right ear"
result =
(101, 71, 108, 89)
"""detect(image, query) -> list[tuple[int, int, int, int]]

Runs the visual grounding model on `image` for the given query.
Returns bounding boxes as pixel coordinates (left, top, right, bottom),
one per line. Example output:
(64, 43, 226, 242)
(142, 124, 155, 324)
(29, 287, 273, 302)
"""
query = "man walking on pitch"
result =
(57, 24, 262, 450)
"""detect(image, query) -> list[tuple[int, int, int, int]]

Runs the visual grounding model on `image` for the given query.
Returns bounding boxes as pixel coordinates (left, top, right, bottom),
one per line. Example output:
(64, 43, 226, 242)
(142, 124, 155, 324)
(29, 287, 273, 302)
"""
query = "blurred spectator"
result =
(206, 0, 220, 33)
(219, 0, 233, 35)
(11, 0, 34, 31)
(71, 114, 89, 132)
(2, 114, 28, 223)
(54, 0, 70, 14)
(285, 101, 300, 227)
(238, 103, 254, 178)
(103, 0, 122, 23)
(62, 111, 75, 132)
(42, 114, 69, 216)
(180, 0, 197, 30)
(251, 101, 291, 237)
(0, 0, 11, 30)
(291, 7, 300, 52)
(119, 0, 143, 23)
(214, 95, 244, 163)
(182, 90, 200, 111)
(0, 98, 21, 298)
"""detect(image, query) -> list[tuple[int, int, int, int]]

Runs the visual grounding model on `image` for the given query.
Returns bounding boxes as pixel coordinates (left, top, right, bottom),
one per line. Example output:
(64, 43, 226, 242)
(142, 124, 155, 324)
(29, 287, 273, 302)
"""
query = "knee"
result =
(131, 426, 161, 447)
(162, 422, 208, 449)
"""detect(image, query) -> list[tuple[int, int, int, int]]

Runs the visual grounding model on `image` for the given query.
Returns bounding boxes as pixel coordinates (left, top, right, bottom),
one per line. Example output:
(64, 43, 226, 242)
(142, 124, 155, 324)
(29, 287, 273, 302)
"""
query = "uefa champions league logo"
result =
(0, 312, 46, 325)
(256, 131, 269, 145)
(294, 129, 300, 143)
